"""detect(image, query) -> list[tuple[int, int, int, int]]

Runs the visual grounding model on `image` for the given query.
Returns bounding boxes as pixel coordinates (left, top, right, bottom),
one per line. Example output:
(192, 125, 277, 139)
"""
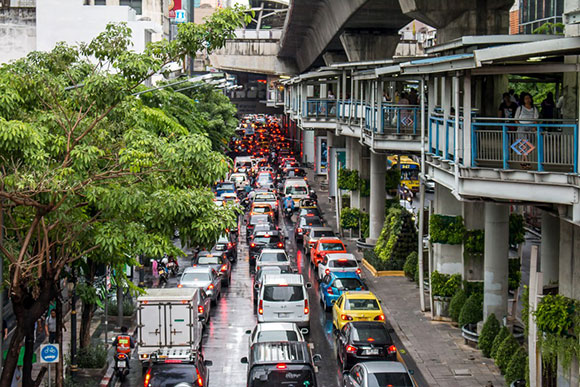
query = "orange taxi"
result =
(249, 203, 275, 219)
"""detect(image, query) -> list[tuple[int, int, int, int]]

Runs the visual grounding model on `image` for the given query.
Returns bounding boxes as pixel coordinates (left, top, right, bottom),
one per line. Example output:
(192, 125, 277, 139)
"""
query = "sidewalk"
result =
(308, 168, 506, 387)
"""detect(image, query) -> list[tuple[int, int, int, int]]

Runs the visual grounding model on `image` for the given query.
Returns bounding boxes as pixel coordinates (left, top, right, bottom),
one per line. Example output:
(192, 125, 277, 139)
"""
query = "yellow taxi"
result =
(332, 291, 385, 330)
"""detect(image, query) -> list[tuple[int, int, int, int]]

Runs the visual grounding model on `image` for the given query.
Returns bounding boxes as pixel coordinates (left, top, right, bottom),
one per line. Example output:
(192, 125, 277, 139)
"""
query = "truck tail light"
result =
(198, 305, 204, 314)
(374, 314, 385, 321)
(304, 299, 309, 315)
(276, 363, 287, 370)
(177, 284, 183, 288)
(258, 300, 263, 315)
(220, 264, 228, 272)
(196, 368, 204, 386)
(387, 345, 397, 354)
(207, 284, 214, 290)
(277, 242, 283, 248)
(346, 345, 357, 354)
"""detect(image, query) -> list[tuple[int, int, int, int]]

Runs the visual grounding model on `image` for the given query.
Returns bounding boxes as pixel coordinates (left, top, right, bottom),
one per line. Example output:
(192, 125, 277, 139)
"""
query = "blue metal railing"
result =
(382, 105, 422, 134)
(428, 115, 462, 161)
(338, 101, 363, 121)
(304, 99, 337, 118)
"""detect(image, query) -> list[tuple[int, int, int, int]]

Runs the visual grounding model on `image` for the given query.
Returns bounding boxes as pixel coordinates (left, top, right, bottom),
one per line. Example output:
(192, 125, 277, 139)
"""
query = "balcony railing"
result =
(428, 115, 463, 162)
(338, 101, 363, 121)
(382, 105, 421, 134)
(304, 99, 337, 118)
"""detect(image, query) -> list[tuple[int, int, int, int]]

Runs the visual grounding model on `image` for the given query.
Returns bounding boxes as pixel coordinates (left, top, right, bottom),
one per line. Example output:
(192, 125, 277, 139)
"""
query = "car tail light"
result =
(374, 314, 385, 321)
(341, 314, 353, 321)
(327, 287, 333, 295)
(207, 284, 214, 290)
(304, 299, 309, 315)
(196, 368, 204, 386)
(356, 268, 361, 275)
(178, 284, 183, 288)
(346, 345, 357, 354)
(227, 242, 233, 248)
(250, 243, 256, 248)
(325, 269, 330, 275)
(198, 305, 204, 314)
(276, 363, 287, 370)
(220, 264, 228, 272)
(258, 300, 263, 315)
(367, 337, 375, 342)
(144, 369, 151, 387)
(297, 228, 302, 233)
(388, 345, 397, 354)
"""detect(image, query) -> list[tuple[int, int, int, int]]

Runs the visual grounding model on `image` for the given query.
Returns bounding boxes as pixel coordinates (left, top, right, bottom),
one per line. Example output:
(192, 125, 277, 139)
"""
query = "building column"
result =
(483, 203, 509, 321)
(368, 151, 386, 243)
(350, 140, 362, 209)
(540, 211, 560, 286)
(433, 184, 463, 274)
(303, 129, 314, 165)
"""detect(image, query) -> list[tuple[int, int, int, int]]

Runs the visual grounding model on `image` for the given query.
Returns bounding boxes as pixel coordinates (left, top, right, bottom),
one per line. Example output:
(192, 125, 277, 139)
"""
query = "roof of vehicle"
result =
(262, 273, 304, 286)
(325, 253, 356, 261)
(343, 291, 377, 299)
(318, 237, 344, 243)
(299, 216, 322, 224)
(249, 341, 312, 366)
(309, 226, 334, 233)
(328, 271, 363, 280)
(252, 202, 273, 208)
(138, 288, 197, 302)
(348, 321, 389, 331)
(284, 178, 308, 184)
(254, 230, 281, 237)
(260, 248, 287, 254)
(183, 266, 214, 274)
(250, 214, 272, 221)
(253, 322, 300, 332)
(361, 360, 409, 374)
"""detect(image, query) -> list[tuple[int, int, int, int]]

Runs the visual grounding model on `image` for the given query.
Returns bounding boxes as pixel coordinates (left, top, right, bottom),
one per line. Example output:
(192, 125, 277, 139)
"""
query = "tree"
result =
(0, 7, 249, 386)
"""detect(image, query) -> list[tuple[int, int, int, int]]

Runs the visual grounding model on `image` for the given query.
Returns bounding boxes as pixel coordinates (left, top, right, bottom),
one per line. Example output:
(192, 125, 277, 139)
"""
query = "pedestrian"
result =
(327, 90, 335, 99)
(408, 88, 418, 105)
(152, 258, 159, 279)
(515, 93, 539, 132)
(45, 309, 57, 344)
(11, 365, 22, 387)
(540, 92, 556, 119)
(508, 89, 517, 104)
(557, 94, 565, 117)
(497, 92, 517, 119)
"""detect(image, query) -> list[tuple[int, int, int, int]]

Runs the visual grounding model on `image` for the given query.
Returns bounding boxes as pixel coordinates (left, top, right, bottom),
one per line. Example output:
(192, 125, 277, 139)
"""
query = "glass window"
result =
(256, 330, 299, 342)
(345, 298, 380, 311)
(249, 367, 315, 387)
(149, 364, 197, 387)
(329, 259, 357, 268)
(181, 272, 210, 282)
(197, 257, 221, 265)
(120, 0, 142, 14)
(320, 242, 344, 251)
(286, 186, 308, 195)
(259, 252, 288, 262)
(368, 372, 414, 387)
(332, 278, 364, 291)
(351, 326, 390, 343)
(313, 230, 335, 237)
(263, 285, 304, 302)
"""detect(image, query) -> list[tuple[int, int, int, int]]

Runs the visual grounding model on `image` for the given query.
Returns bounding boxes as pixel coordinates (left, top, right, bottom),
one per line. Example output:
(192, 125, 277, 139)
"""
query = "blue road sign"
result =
(40, 344, 59, 363)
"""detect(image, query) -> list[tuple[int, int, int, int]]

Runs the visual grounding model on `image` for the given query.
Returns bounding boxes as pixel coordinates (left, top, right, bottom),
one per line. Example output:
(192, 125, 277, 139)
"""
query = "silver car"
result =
(303, 226, 335, 257)
(343, 361, 416, 387)
(179, 266, 222, 305)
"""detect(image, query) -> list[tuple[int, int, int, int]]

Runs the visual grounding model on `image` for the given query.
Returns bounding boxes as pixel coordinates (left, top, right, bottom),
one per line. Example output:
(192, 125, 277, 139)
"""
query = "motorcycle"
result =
(158, 266, 169, 286)
(166, 260, 179, 277)
(284, 206, 293, 220)
(114, 352, 130, 382)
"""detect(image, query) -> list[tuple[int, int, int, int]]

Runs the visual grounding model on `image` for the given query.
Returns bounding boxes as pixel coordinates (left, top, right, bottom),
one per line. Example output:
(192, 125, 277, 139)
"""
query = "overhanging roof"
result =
(425, 34, 561, 55)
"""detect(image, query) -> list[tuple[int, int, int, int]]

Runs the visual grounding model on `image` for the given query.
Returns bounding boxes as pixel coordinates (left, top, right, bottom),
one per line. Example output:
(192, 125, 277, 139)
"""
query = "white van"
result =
(257, 274, 312, 334)
(283, 178, 310, 204)
(234, 156, 253, 171)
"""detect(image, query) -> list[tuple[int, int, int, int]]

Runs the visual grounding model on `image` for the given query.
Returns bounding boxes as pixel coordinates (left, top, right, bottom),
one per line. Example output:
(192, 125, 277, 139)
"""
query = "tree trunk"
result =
(79, 301, 94, 349)
(117, 280, 123, 328)
(55, 298, 63, 387)
(0, 326, 25, 387)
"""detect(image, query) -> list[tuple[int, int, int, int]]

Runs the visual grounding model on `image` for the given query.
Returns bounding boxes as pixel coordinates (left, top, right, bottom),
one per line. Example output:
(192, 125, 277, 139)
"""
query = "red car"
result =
(310, 237, 347, 267)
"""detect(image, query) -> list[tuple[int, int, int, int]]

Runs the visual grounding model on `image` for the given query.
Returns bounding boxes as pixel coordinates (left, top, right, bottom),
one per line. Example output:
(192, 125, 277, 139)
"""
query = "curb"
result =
(361, 259, 405, 277)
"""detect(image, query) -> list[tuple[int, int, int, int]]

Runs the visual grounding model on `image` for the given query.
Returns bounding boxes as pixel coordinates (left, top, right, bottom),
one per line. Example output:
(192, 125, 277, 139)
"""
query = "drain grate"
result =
(453, 369, 472, 377)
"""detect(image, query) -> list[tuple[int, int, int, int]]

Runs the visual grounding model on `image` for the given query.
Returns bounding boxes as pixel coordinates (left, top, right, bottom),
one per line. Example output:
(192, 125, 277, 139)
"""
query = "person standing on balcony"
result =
(540, 92, 556, 120)
(498, 93, 517, 119)
(514, 93, 539, 132)
(408, 88, 418, 105)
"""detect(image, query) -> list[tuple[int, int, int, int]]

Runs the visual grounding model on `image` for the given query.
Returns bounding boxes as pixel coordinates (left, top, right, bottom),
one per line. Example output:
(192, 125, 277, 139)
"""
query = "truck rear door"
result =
(139, 303, 163, 347)
(167, 302, 194, 347)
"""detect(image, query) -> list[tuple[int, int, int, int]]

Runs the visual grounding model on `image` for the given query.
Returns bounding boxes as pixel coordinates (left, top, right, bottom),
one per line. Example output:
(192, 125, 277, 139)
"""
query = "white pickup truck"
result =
(137, 288, 204, 368)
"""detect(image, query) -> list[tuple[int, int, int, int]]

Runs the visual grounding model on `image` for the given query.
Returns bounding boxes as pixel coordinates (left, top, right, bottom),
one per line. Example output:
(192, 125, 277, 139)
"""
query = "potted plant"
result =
(449, 289, 467, 323)
(431, 271, 462, 319)
(74, 342, 109, 383)
(459, 293, 483, 347)
(478, 313, 500, 357)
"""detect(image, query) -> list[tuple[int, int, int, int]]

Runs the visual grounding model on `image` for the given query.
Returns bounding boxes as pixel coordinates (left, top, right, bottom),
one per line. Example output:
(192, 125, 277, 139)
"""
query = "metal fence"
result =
(304, 99, 337, 118)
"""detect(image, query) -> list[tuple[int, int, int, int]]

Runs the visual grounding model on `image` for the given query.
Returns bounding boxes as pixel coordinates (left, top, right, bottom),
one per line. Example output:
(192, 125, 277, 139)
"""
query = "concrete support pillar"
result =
(339, 32, 400, 62)
(433, 184, 463, 274)
(350, 140, 362, 209)
(303, 130, 315, 165)
(463, 202, 485, 281)
(360, 146, 370, 212)
(368, 152, 386, 243)
(540, 211, 560, 286)
(483, 203, 509, 321)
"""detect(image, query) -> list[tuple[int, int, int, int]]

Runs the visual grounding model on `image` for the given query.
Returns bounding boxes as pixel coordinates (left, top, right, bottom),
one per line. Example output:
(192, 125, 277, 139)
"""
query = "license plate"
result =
(117, 361, 126, 368)
(363, 349, 379, 355)
(277, 312, 291, 318)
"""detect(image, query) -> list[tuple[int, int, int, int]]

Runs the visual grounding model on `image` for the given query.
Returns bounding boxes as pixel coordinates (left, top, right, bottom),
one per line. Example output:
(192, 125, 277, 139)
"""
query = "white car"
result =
(317, 253, 360, 281)
(245, 322, 307, 352)
(229, 172, 249, 189)
(256, 249, 291, 272)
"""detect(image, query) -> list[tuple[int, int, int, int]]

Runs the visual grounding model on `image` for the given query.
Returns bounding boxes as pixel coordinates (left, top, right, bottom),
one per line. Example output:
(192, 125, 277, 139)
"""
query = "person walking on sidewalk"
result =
(45, 309, 58, 343)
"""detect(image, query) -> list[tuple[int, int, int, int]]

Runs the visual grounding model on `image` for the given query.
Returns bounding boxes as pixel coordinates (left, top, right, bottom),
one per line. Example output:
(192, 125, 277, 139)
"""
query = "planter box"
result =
(361, 259, 405, 277)
(74, 361, 108, 384)
(432, 296, 452, 320)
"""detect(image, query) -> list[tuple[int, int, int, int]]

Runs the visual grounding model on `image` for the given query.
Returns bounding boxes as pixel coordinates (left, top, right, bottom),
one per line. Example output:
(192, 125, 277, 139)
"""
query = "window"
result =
(263, 285, 304, 302)
(94, 0, 106, 5)
(120, 0, 142, 14)
(259, 252, 288, 262)
(329, 259, 358, 268)
(332, 278, 364, 291)
(320, 242, 345, 251)
(368, 372, 413, 387)
(256, 330, 299, 343)
(345, 298, 380, 311)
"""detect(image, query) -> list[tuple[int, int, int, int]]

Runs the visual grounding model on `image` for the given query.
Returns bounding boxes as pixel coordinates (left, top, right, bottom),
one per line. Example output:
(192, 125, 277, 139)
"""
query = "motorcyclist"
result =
(283, 195, 295, 212)
(113, 326, 135, 368)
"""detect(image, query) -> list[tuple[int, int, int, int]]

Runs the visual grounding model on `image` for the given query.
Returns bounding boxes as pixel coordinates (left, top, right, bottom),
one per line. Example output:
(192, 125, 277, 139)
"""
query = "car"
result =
(336, 322, 397, 370)
(342, 361, 416, 387)
(249, 203, 275, 219)
(249, 231, 285, 265)
(229, 172, 249, 189)
(194, 252, 232, 286)
(319, 272, 366, 311)
(252, 265, 293, 309)
(283, 178, 310, 204)
(294, 215, 324, 244)
(179, 266, 222, 305)
(196, 288, 212, 326)
(425, 179, 435, 193)
(255, 248, 291, 272)
(257, 274, 312, 333)
(245, 322, 307, 349)
(297, 206, 321, 219)
(310, 237, 347, 267)
(214, 234, 237, 263)
(246, 214, 274, 241)
(303, 226, 335, 255)
(332, 291, 385, 330)
(317, 253, 361, 281)
(143, 356, 212, 387)
(253, 192, 279, 213)
(219, 192, 239, 204)
(241, 341, 321, 387)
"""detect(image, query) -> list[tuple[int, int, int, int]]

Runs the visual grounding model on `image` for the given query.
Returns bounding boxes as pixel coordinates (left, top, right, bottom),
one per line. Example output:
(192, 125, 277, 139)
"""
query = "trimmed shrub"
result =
(478, 313, 500, 357)
(458, 293, 483, 328)
(403, 251, 418, 280)
(373, 206, 417, 270)
(449, 289, 467, 322)
(429, 214, 465, 244)
(77, 343, 108, 369)
(106, 299, 135, 317)
(431, 271, 462, 298)
(491, 326, 510, 359)
(338, 168, 360, 191)
(385, 168, 401, 191)
(505, 347, 527, 385)
(495, 334, 520, 374)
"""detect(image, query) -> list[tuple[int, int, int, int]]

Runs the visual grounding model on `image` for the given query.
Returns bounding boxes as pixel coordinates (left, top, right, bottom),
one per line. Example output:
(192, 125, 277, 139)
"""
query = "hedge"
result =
(491, 326, 510, 359)
(429, 214, 465, 244)
(373, 206, 417, 269)
(495, 334, 520, 374)
(449, 289, 467, 322)
(505, 347, 527, 385)
(337, 168, 360, 191)
(458, 293, 483, 328)
(431, 271, 461, 298)
(403, 251, 418, 280)
(478, 313, 500, 357)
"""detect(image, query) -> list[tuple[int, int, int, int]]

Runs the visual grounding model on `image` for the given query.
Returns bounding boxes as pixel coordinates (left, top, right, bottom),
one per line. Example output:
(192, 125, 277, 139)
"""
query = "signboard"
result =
(175, 9, 187, 23)
(315, 136, 328, 175)
(40, 344, 59, 364)
(168, 0, 182, 18)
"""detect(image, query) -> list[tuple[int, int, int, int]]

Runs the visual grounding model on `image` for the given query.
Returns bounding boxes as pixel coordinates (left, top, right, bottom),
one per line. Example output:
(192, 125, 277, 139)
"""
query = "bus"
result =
(387, 155, 420, 193)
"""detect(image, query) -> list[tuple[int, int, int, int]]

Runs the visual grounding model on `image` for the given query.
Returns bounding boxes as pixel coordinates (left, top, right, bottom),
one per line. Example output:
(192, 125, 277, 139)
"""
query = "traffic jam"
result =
(136, 115, 417, 387)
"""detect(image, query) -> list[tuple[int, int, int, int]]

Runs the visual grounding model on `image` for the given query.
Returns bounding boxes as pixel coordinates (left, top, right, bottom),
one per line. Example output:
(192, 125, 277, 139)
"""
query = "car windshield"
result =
(231, 175, 246, 182)
(313, 230, 335, 238)
(345, 298, 380, 310)
(259, 252, 288, 262)
(255, 194, 276, 202)
(148, 364, 197, 387)
(263, 285, 303, 302)
(254, 236, 281, 245)
(332, 278, 364, 291)
(181, 272, 210, 282)
(329, 260, 357, 268)
(285, 186, 308, 195)
(368, 372, 414, 387)
(250, 215, 270, 224)
(352, 326, 390, 343)
(249, 366, 315, 387)
(253, 207, 272, 214)
(320, 242, 344, 251)
(213, 245, 226, 251)
(197, 257, 221, 265)
(300, 218, 322, 227)
(256, 330, 299, 343)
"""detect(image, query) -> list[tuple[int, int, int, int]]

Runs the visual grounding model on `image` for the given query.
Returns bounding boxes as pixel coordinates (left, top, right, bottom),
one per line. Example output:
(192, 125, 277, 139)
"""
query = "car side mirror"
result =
(312, 354, 322, 363)
(240, 357, 248, 364)
(254, 284, 260, 290)
(408, 369, 415, 375)
(306, 283, 312, 289)
(300, 328, 309, 335)
(245, 329, 252, 334)
(204, 360, 213, 367)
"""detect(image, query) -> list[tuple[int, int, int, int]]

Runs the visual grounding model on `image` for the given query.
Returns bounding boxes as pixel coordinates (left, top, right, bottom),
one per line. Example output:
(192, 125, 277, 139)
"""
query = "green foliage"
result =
(359, 178, 370, 197)
(533, 21, 564, 35)
(429, 214, 465, 244)
(533, 294, 574, 335)
(337, 168, 360, 191)
(521, 285, 529, 336)
(341, 194, 350, 209)
(340, 207, 369, 238)
(374, 206, 417, 269)
(458, 293, 483, 327)
(505, 347, 527, 385)
(431, 271, 462, 298)
(385, 168, 401, 191)
(403, 251, 418, 280)
(509, 213, 526, 246)
(363, 249, 402, 271)
(449, 289, 467, 322)
(76, 282, 102, 309)
(495, 334, 520, 374)
(106, 299, 136, 317)
(464, 230, 484, 254)
(508, 259, 521, 292)
(491, 326, 510, 359)
(463, 280, 484, 297)
(385, 198, 400, 212)
(76, 343, 108, 369)
(478, 313, 500, 357)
